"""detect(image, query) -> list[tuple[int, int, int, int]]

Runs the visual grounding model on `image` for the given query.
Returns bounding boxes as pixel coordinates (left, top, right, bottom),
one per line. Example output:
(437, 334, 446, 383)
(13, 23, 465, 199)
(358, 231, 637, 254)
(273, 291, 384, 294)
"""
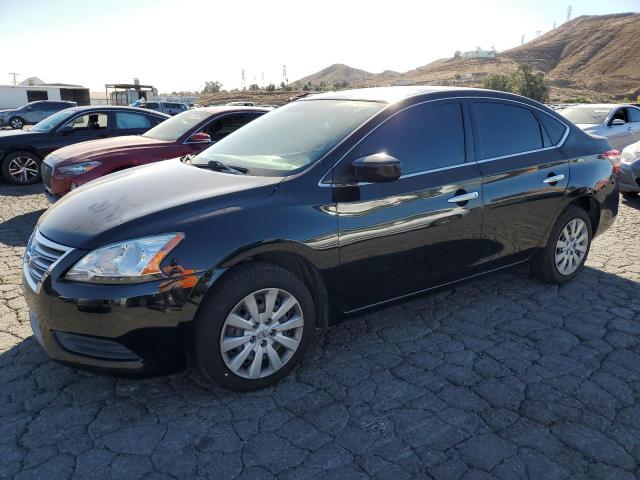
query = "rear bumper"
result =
(22, 267, 209, 376)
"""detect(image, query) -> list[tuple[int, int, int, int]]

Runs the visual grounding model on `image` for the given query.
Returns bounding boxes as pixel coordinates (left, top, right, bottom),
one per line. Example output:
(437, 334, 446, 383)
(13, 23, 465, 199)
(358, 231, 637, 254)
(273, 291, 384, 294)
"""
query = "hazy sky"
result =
(0, 0, 637, 93)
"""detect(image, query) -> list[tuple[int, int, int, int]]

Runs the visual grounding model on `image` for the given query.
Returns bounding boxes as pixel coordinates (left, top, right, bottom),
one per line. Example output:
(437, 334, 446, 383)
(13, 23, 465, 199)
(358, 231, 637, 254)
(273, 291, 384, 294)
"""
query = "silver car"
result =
(619, 140, 640, 198)
(559, 104, 640, 150)
(0, 100, 77, 129)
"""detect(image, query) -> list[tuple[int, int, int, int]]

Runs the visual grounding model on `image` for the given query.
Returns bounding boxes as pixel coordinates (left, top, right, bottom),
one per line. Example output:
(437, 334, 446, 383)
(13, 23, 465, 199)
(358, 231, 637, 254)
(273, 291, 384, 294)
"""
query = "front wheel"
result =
(533, 206, 592, 284)
(9, 116, 24, 129)
(191, 262, 315, 391)
(2, 151, 42, 185)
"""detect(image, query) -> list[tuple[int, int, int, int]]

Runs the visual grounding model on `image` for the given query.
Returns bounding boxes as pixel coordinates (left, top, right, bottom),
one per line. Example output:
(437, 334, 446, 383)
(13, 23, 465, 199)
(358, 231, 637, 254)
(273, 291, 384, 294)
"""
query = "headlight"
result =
(65, 233, 184, 284)
(58, 161, 101, 175)
(621, 145, 640, 164)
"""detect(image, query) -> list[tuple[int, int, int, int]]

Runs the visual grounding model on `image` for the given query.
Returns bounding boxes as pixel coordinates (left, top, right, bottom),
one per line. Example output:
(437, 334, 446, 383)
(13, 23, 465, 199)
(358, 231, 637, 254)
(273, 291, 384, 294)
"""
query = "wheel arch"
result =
(203, 242, 331, 332)
(1, 146, 43, 162)
(568, 195, 600, 235)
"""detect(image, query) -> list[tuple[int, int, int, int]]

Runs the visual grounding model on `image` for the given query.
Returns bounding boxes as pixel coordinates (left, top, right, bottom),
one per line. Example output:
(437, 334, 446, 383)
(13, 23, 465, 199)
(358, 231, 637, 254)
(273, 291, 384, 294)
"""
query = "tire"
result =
(621, 191, 638, 199)
(2, 151, 42, 185)
(191, 261, 315, 391)
(8, 116, 24, 129)
(534, 206, 592, 284)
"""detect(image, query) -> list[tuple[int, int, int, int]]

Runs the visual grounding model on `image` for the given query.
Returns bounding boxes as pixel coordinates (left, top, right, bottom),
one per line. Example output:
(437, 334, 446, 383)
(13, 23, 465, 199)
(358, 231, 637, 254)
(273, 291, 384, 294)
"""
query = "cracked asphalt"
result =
(1, 183, 640, 480)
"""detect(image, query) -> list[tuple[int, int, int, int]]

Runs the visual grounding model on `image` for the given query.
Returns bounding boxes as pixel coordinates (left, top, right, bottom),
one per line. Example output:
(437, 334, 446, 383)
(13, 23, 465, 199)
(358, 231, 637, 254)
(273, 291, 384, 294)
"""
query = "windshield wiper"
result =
(180, 154, 196, 164)
(203, 160, 246, 175)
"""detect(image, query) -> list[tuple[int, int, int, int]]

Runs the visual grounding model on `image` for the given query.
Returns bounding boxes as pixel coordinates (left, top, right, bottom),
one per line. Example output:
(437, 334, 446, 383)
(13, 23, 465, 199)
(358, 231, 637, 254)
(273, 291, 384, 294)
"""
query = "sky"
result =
(0, 0, 638, 93)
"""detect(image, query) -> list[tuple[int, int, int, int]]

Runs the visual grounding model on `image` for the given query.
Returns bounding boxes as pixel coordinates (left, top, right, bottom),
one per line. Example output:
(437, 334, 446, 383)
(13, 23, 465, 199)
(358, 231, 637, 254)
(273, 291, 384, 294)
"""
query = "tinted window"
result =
(348, 102, 465, 175)
(473, 102, 542, 159)
(628, 108, 640, 123)
(559, 106, 611, 125)
(204, 113, 261, 141)
(539, 112, 566, 145)
(64, 113, 108, 131)
(116, 112, 151, 129)
(146, 102, 159, 109)
(42, 102, 60, 111)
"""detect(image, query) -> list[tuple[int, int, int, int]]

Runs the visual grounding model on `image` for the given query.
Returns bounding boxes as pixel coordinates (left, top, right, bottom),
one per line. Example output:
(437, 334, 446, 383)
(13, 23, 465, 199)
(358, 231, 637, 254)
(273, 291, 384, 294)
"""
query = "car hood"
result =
(38, 158, 282, 249)
(49, 135, 172, 163)
(0, 109, 17, 115)
(0, 129, 43, 142)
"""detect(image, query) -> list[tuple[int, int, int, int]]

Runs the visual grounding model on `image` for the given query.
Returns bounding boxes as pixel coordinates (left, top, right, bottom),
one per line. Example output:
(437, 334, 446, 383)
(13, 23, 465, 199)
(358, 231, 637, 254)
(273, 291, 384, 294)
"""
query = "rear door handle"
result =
(447, 191, 479, 203)
(543, 174, 565, 184)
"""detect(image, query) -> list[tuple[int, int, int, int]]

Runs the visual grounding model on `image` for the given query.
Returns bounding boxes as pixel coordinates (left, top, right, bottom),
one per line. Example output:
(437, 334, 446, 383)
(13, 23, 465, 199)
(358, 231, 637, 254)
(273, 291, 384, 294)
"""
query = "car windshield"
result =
(31, 109, 76, 132)
(559, 106, 612, 125)
(192, 99, 386, 176)
(143, 109, 210, 141)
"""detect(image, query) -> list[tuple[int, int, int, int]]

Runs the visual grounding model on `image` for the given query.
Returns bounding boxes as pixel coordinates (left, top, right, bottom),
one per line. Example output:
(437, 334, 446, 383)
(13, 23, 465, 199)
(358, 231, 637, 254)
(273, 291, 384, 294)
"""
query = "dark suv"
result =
(0, 100, 77, 129)
(23, 87, 619, 391)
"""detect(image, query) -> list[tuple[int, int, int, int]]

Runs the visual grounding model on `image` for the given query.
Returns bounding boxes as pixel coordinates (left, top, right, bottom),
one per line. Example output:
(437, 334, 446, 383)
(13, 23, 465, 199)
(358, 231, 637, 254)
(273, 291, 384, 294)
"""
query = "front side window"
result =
(64, 113, 108, 131)
(116, 112, 151, 129)
(203, 113, 262, 142)
(473, 102, 543, 159)
(344, 102, 466, 177)
(192, 99, 386, 176)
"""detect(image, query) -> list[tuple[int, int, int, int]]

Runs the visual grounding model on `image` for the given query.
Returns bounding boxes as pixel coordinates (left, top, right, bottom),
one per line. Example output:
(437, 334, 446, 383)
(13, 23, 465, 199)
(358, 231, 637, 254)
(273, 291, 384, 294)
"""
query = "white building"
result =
(462, 47, 497, 59)
(0, 78, 89, 109)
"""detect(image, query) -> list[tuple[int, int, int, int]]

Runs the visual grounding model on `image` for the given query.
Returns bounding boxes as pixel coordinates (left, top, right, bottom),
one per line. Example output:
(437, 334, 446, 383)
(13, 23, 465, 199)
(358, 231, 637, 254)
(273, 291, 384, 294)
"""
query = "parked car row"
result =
(21, 86, 620, 391)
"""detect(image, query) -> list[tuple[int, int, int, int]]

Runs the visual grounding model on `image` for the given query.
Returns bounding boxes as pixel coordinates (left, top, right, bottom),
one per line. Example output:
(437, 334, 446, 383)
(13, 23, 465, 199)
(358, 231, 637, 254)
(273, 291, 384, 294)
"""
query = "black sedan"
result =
(23, 87, 619, 391)
(0, 106, 169, 185)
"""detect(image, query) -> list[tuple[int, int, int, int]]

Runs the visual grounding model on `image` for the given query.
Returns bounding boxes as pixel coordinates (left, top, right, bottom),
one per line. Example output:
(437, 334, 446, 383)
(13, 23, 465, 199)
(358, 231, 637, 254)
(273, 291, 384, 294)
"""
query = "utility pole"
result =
(261, 72, 264, 88)
(521, 34, 525, 45)
(282, 65, 288, 85)
(8, 72, 19, 86)
(553, 21, 557, 29)
(567, 5, 572, 22)
(536, 30, 542, 38)
(241, 69, 246, 90)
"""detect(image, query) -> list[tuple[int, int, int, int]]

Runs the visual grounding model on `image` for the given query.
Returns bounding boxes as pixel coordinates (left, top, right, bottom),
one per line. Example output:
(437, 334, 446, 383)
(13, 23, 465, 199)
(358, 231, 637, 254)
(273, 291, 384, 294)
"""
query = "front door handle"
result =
(543, 174, 565, 184)
(447, 191, 479, 203)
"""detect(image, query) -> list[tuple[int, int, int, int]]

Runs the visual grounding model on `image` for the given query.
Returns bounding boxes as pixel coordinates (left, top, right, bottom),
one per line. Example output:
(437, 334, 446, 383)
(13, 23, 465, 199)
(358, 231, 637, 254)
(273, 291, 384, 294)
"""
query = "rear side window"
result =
(146, 102, 159, 109)
(204, 113, 262, 141)
(348, 102, 466, 175)
(539, 112, 567, 145)
(116, 112, 151, 129)
(473, 102, 543, 159)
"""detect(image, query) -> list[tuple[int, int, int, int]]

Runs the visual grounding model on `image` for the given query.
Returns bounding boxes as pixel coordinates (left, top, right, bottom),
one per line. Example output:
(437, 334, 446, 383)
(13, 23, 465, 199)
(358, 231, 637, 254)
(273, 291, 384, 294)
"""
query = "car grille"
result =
(23, 230, 72, 293)
(41, 162, 53, 189)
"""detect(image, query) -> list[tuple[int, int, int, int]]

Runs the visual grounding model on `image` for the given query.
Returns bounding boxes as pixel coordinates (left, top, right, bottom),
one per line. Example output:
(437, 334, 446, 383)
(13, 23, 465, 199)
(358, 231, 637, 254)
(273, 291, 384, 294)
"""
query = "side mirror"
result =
(610, 118, 626, 126)
(188, 132, 212, 143)
(351, 153, 402, 183)
(59, 124, 74, 135)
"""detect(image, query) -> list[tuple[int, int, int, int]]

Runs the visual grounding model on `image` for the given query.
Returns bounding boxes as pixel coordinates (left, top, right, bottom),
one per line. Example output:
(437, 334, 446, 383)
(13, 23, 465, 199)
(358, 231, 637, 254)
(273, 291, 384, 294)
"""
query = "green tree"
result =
(483, 65, 549, 103)
(249, 84, 260, 91)
(265, 83, 276, 91)
(454, 50, 462, 59)
(202, 81, 222, 94)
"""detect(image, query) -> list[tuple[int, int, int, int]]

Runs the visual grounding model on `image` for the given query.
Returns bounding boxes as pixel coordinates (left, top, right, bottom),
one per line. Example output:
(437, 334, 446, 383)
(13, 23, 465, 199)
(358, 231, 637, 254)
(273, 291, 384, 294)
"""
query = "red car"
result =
(41, 106, 269, 201)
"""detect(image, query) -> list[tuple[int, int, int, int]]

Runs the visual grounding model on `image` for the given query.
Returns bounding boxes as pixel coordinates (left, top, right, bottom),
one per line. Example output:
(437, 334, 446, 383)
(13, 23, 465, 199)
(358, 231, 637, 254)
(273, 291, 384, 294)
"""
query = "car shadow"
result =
(0, 268, 640, 477)
(621, 193, 640, 210)
(0, 181, 45, 197)
(0, 208, 46, 246)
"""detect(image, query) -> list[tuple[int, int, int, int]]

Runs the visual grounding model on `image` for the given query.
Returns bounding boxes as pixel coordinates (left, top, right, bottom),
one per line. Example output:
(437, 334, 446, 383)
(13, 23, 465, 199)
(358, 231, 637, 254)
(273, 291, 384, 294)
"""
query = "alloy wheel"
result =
(10, 118, 23, 129)
(220, 288, 304, 379)
(8, 156, 39, 184)
(554, 218, 588, 275)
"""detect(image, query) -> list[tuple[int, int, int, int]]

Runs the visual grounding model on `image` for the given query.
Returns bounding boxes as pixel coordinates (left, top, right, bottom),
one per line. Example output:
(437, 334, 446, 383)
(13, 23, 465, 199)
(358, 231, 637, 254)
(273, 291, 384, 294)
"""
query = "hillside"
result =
(293, 13, 640, 102)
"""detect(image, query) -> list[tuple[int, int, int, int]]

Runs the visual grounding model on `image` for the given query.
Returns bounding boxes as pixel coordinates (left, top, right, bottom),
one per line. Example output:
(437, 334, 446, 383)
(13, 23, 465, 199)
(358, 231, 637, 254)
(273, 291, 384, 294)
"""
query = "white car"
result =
(619, 140, 640, 198)
(559, 104, 640, 150)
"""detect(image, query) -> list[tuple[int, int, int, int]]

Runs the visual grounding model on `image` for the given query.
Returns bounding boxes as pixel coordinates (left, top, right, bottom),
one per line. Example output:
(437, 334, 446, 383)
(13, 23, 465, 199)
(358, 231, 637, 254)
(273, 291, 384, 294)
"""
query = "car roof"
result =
(562, 104, 626, 109)
(63, 105, 171, 117)
(299, 86, 542, 105)
(194, 106, 271, 114)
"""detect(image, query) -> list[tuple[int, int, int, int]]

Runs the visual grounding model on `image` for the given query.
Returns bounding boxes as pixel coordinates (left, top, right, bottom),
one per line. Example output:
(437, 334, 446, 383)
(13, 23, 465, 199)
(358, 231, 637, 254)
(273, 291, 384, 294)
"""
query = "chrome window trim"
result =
(320, 95, 571, 187)
(23, 229, 73, 294)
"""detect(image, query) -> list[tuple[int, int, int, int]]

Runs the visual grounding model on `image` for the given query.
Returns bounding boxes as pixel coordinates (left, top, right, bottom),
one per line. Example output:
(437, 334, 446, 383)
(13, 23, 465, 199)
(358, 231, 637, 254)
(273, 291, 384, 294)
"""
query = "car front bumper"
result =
(22, 256, 210, 376)
(619, 161, 640, 193)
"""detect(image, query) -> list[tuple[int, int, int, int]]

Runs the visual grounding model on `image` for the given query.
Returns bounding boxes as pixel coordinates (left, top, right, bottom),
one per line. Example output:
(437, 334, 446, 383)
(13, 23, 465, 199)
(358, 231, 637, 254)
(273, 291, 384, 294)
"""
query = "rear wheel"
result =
(534, 206, 592, 284)
(191, 262, 315, 391)
(9, 116, 24, 129)
(622, 191, 638, 199)
(2, 151, 42, 185)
